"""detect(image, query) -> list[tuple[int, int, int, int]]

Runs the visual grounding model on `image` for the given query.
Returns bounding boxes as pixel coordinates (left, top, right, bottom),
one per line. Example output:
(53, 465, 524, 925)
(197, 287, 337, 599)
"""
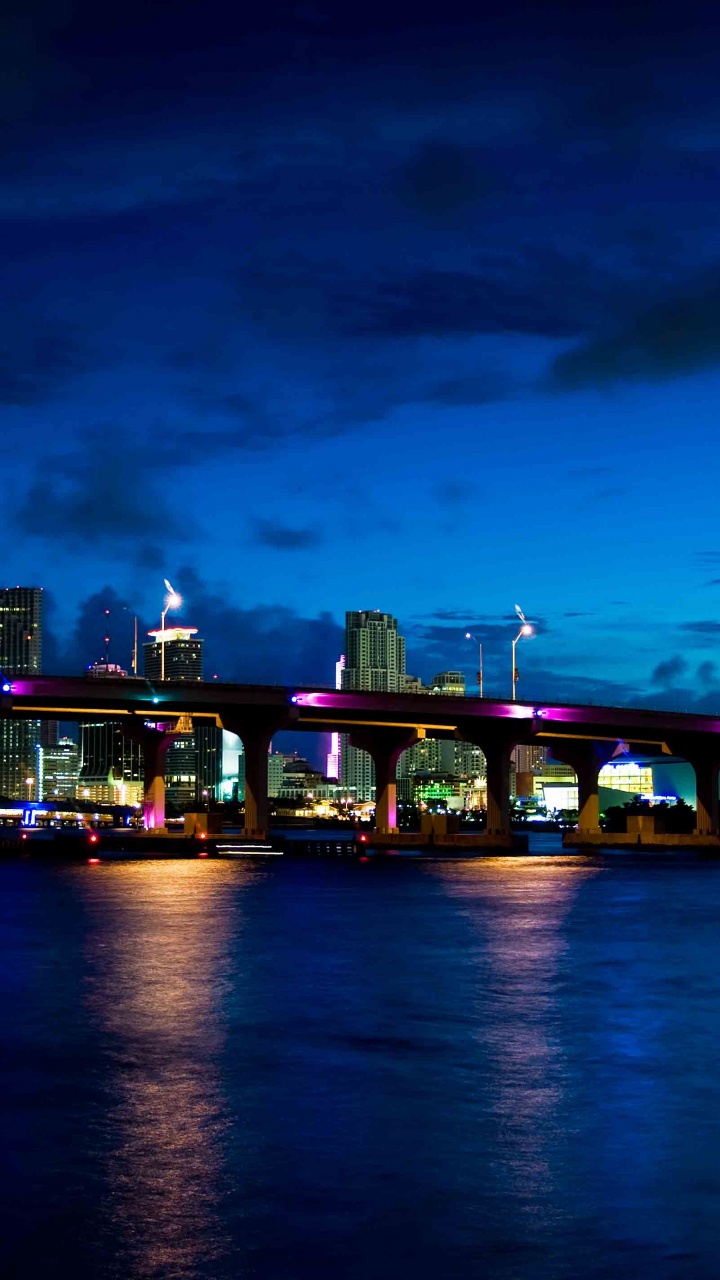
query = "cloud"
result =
(397, 141, 498, 218)
(0, 314, 85, 405)
(651, 655, 688, 686)
(680, 620, 720, 634)
(44, 574, 344, 686)
(548, 272, 720, 389)
(169, 568, 342, 685)
(15, 432, 194, 549)
(252, 519, 322, 550)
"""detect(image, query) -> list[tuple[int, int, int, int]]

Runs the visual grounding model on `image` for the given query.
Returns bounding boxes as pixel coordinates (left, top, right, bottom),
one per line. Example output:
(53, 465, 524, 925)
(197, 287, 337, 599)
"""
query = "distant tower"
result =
(142, 626, 221, 808)
(340, 611, 407, 802)
(0, 587, 43, 799)
(326, 654, 345, 780)
(143, 626, 202, 682)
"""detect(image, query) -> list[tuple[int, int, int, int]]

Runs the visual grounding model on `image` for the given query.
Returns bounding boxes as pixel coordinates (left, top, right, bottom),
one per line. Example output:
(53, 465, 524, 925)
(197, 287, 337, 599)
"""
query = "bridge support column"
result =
(548, 740, 619, 833)
(484, 740, 514, 836)
(669, 737, 720, 835)
(456, 725, 519, 838)
(224, 711, 295, 840)
(349, 728, 419, 834)
(141, 729, 173, 831)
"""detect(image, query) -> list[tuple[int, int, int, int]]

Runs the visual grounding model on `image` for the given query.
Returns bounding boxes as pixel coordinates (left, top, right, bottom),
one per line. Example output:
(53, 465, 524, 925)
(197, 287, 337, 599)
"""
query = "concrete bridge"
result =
(4, 676, 720, 844)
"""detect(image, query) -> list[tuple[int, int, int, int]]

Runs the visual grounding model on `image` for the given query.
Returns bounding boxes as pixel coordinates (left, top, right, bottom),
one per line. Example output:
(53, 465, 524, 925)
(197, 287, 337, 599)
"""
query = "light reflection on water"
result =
(2, 852, 720, 1279)
(81, 862, 258, 1279)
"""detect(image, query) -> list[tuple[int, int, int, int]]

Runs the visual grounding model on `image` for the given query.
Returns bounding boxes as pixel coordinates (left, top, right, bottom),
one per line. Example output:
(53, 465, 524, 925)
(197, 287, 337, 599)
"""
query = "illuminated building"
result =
(431, 671, 465, 695)
(143, 627, 222, 809)
(597, 761, 654, 796)
(37, 736, 80, 800)
(143, 627, 202, 682)
(0, 587, 42, 799)
(79, 661, 144, 805)
(341, 611, 407, 801)
(326, 655, 345, 779)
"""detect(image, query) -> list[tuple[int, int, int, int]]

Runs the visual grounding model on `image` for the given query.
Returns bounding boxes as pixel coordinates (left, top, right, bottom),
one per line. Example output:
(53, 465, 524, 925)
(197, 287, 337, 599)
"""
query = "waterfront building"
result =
(37, 736, 80, 800)
(341, 610, 407, 801)
(0, 587, 43, 798)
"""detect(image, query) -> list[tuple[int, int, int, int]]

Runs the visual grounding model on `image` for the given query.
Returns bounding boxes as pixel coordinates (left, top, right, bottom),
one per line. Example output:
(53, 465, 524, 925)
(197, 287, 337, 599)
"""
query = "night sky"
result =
(5, 0, 720, 712)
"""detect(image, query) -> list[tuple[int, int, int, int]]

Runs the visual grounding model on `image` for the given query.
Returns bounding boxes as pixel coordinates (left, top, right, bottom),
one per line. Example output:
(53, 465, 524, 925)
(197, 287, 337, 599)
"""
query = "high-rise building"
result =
(143, 627, 202, 682)
(142, 626, 222, 809)
(326, 655, 345, 779)
(79, 662, 144, 804)
(343, 611, 406, 692)
(341, 610, 407, 801)
(37, 736, 80, 800)
(0, 587, 43, 799)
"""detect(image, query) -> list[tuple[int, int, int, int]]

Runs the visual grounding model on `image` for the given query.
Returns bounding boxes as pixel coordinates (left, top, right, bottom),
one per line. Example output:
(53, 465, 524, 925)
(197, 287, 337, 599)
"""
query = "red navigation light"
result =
(89, 834, 98, 844)
(88, 857, 100, 864)
(359, 855, 369, 862)
(21, 833, 28, 841)
(359, 834, 367, 842)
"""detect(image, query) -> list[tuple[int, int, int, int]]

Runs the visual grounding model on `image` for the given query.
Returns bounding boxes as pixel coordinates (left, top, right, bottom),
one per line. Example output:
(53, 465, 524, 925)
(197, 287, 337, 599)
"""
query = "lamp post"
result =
(511, 605, 534, 701)
(160, 579, 182, 681)
(465, 632, 483, 697)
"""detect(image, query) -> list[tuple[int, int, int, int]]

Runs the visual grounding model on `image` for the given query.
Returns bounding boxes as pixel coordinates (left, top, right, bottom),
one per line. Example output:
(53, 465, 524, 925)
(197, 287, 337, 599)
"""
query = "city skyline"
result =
(6, 1, 720, 719)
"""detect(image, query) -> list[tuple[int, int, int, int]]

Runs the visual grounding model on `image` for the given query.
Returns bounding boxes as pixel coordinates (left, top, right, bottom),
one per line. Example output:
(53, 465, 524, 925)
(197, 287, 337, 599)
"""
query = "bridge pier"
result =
(224, 711, 295, 839)
(548, 740, 619, 834)
(140, 726, 176, 830)
(669, 737, 720, 835)
(456, 725, 519, 837)
(349, 727, 419, 834)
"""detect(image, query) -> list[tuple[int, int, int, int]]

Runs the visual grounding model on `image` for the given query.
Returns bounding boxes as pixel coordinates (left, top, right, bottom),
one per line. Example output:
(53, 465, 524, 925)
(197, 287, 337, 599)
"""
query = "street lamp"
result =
(465, 632, 483, 697)
(511, 605, 534, 701)
(160, 578, 182, 681)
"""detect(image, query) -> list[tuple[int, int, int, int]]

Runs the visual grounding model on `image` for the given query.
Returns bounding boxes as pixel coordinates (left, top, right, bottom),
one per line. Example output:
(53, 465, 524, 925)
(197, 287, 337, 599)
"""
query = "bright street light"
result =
(465, 632, 483, 697)
(160, 579, 182, 681)
(511, 605, 534, 701)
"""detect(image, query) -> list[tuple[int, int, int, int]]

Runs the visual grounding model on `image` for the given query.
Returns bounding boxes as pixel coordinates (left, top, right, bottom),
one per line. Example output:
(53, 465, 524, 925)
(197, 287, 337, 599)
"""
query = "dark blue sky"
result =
(5, 0, 720, 709)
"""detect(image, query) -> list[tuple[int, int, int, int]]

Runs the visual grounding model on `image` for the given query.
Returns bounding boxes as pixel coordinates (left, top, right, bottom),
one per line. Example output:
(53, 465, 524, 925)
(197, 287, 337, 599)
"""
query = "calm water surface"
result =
(2, 841, 720, 1278)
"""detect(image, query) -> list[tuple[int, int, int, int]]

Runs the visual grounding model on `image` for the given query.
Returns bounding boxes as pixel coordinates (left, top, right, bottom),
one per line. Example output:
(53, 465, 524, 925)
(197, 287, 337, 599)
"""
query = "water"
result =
(2, 842, 720, 1278)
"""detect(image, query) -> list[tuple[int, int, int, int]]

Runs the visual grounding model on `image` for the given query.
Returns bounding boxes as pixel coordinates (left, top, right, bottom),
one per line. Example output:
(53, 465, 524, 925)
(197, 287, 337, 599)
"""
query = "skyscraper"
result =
(143, 625, 222, 809)
(341, 610, 407, 801)
(79, 661, 144, 804)
(0, 587, 43, 798)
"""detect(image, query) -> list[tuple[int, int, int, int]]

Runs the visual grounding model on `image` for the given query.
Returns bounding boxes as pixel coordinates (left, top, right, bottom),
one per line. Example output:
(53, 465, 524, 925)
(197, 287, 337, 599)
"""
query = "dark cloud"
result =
(423, 373, 511, 406)
(397, 141, 497, 218)
(15, 431, 194, 549)
(43, 574, 343, 685)
(170, 568, 341, 684)
(651, 655, 688, 686)
(345, 251, 628, 341)
(252, 520, 322, 550)
(697, 659, 718, 687)
(549, 272, 720, 389)
(704, 578, 720, 587)
(0, 315, 85, 405)
(680, 620, 720, 633)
